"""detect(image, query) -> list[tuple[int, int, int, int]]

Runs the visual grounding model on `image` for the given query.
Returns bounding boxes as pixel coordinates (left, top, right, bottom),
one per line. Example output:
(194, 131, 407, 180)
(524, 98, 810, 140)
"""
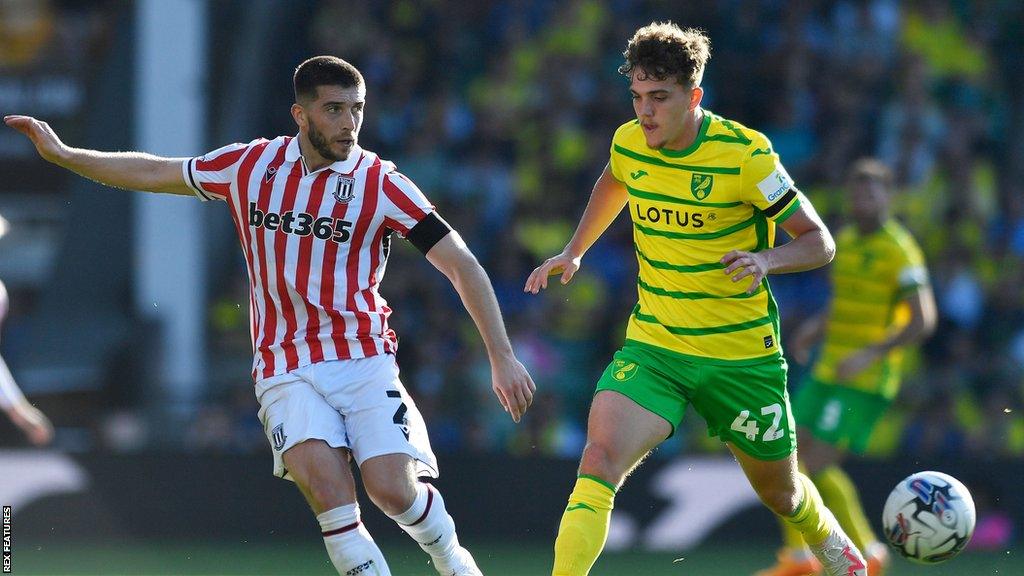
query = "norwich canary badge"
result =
(613, 360, 639, 381)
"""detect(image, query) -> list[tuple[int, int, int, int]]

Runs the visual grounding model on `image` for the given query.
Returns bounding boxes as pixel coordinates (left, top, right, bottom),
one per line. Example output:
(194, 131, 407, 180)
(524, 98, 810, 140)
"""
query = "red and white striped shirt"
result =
(182, 136, 434, 381)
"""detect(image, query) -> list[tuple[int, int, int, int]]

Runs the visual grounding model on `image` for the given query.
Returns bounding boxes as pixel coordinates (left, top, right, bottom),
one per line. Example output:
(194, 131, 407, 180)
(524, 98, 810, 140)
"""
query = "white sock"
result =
(318, 503, 391, 576)
(388, 482, 462, 571)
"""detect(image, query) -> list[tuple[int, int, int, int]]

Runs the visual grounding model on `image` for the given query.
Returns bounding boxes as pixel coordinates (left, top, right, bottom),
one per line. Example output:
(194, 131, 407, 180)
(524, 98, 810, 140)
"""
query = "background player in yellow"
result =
(756, 159, 937, 576)
(525, 22, 866, 576)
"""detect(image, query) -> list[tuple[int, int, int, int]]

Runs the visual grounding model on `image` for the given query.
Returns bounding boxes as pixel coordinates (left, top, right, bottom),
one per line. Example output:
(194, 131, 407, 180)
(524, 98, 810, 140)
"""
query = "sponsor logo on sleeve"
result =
(756, 166, 793, 203)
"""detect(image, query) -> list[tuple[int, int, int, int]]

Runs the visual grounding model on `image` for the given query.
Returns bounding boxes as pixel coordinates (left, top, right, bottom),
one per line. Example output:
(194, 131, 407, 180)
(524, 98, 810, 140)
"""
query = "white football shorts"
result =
(255, 353, 438, 481)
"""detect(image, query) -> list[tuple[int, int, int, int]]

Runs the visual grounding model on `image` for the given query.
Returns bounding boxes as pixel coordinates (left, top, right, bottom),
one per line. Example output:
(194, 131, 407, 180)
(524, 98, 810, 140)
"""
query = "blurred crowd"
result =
(3, 0, 1024, 462)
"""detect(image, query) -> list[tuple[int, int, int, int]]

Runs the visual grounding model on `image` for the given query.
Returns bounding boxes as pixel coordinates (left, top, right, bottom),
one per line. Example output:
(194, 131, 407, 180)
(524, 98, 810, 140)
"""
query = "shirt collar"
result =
(285, 135, 363, 175)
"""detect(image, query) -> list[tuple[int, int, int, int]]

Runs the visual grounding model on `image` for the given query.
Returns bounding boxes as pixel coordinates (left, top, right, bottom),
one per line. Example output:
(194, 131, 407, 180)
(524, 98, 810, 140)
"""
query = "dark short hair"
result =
(847, 158, 894, 190)
(293, 56, 364, 103)
(619, 22, 711, 87)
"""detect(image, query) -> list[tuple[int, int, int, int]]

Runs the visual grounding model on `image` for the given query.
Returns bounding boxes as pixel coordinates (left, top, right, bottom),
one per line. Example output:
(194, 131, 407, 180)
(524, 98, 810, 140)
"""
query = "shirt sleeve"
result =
(380, 171, 436, 236)
(181, 142, 251, 202)
(739, 133, 802, 223)
(896, 234, 930, 296)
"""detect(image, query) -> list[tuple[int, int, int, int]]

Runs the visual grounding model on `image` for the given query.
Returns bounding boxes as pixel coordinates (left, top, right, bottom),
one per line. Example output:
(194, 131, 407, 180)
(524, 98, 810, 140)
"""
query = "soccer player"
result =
(6, 55, 536, 576)
(0, 269, 54, 446)
(756, 159, 936, 576)
(525, 23, 866, 576)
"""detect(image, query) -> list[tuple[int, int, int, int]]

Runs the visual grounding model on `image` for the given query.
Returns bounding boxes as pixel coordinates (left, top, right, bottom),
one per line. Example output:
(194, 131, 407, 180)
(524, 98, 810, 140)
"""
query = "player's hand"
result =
(3, 115, 71, 166)
(524, 251, 581, 294)
(7, 403, 54, 446)
(721, 250, 771, 294)
(836, 346, 882, 381)
(490, 355, 536, 423)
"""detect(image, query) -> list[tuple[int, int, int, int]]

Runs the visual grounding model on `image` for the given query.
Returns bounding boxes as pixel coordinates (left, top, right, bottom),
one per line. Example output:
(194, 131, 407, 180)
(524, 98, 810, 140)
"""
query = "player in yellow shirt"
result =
(525, 22, 866, 576)
(756, 159, 936, 576)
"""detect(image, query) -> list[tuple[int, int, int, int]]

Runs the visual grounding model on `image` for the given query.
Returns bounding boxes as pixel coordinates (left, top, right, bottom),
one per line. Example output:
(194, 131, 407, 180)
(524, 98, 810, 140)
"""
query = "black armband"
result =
(407, 212, 452, 254)
(762, 188, 798, 219)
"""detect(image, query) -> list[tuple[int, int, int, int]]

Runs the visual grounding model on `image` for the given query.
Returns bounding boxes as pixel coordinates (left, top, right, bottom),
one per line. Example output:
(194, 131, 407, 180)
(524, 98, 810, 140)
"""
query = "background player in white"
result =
(5, 56, 536, 576)
(0, 213, 54, 446)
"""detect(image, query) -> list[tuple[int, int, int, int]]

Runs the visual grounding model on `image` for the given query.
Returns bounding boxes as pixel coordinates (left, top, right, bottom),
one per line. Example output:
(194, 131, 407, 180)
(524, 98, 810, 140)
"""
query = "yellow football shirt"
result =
(812, 220, 929, 398)
(608, 111, 803, 364)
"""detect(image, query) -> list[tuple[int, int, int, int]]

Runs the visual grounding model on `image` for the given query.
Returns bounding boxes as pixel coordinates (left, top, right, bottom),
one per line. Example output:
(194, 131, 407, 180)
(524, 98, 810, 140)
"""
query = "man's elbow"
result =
(821, 233, 836, 265)
(439, 249, 482, 289)
(814, 229, 835, 267)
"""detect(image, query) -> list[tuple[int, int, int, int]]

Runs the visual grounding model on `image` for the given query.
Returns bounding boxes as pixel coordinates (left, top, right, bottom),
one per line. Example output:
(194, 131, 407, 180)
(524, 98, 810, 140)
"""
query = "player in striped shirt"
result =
(525, 23, 865, 576)
(6, 55, 536, 576)
(757, 159, 936, 576)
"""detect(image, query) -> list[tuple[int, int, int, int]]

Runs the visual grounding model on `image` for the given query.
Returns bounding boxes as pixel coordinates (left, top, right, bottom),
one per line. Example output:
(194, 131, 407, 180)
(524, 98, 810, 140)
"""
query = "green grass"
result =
(9, 540, 1019, 575)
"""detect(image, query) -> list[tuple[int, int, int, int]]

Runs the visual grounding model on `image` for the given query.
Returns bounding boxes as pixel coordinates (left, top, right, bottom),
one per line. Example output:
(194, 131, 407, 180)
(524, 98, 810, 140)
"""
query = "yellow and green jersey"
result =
(608, 111, 803, 364)
(813, 220, 929, 398)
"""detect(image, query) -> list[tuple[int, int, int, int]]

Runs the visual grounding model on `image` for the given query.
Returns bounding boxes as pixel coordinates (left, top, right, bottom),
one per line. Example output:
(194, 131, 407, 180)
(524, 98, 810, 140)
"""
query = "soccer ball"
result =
(882, 471, 976, 564)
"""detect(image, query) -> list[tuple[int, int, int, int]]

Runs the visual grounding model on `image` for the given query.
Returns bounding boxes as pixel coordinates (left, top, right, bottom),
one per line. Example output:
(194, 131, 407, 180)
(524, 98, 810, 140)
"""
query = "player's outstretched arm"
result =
(524, 164, 628, 293)
(426, 232, 536, 423)
(0, 354, 53, 446)
(4, 115, 192, 196)
(722, 200, 836, 294)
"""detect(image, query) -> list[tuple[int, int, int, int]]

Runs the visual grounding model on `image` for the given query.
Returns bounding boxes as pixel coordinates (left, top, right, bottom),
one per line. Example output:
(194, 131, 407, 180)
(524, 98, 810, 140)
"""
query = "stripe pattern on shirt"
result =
(182, 136, 434, 380)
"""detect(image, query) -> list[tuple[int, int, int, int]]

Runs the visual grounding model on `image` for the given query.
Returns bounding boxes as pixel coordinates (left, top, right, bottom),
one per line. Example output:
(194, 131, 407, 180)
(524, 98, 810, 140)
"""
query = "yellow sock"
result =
(782, 473, 832, 547)
(552, 475, 616, 576)
(778, 512, 806, 549)
(814, 466, 877, 550)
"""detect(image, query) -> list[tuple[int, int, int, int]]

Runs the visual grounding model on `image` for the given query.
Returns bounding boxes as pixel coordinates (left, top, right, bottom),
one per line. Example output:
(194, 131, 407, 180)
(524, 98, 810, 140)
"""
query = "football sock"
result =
(780, 511, 807, 549)
(388, 482, 463, 573)
(814, 465, 878, 550)
(781, 473, 832, 547)
(552, 475, 616, 576)
(318, 503, 391, 576)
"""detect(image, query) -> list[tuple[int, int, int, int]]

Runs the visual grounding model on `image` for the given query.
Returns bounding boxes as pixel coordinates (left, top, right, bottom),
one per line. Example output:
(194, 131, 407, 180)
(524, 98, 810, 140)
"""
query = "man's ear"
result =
(689, 86, 704, 111)
(291, 103, 306, 128)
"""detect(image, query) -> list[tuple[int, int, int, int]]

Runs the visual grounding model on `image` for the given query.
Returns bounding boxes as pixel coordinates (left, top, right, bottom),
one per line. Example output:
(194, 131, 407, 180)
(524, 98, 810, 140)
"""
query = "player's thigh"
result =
(691, 358, 795, 461)
(359, 452, 419, 515)
(796, 426, 843, 473)
(282, 440, 358, 512)
(317, 355, 440, 479)
(794, 377, 890, 454)
(593, 346, 690, 438)
(582, 390, 674, 485)
(257, 373, 350, 481)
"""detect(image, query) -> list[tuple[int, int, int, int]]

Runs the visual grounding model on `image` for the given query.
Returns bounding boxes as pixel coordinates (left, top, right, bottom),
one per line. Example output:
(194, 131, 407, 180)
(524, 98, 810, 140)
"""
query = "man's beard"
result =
(308, 121, 345, 162)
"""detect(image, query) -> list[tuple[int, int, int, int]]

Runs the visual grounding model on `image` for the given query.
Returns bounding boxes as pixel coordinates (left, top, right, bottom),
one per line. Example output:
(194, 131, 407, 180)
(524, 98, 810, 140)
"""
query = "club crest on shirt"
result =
(691, 173, 714, 200)
(613, 360, 639, 381)
(333, 176, 356, 204)
(264, 164, 278, 183)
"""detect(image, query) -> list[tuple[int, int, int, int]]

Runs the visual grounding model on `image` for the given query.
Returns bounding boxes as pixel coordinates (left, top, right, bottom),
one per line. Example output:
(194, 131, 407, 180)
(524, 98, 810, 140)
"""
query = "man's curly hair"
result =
(619, 22, 711, 87)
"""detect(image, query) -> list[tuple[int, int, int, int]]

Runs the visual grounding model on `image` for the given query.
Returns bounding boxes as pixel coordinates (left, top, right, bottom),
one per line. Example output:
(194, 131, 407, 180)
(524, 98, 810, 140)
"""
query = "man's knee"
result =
(754, 478, 802, 516)
(361, 455, 418, 516)
(578, 442, 623, 485)
(283, 440, 355, 512)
